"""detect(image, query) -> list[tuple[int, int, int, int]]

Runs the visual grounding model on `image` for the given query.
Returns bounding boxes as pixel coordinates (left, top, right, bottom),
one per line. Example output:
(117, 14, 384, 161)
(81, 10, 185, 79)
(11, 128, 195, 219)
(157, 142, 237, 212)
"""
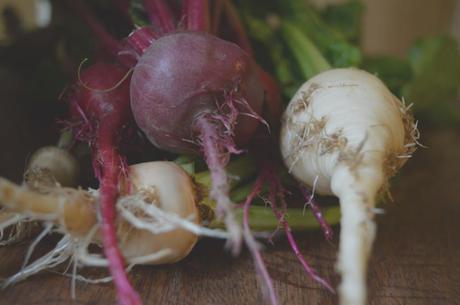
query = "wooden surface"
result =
(0, 127, 459, 305)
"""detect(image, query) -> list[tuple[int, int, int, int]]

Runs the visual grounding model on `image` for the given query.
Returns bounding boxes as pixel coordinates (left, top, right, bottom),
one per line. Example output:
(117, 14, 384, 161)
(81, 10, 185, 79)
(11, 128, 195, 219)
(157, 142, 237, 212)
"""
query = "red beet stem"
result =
(265, 167, 335, 293)
(196, 115, 242, 254)
(221, 0, 253, 56)
(144, 0, 176, 33)
(211, 0, 223, 34)
(243, 174, 279, 305)
(183, 0, 210, 32)
(67, 0, 133, 67)
(299, 185, 334, 241)
(97, 132, 142, 305)
(68, 1, 121, 57)
(126, 27, 158, 57)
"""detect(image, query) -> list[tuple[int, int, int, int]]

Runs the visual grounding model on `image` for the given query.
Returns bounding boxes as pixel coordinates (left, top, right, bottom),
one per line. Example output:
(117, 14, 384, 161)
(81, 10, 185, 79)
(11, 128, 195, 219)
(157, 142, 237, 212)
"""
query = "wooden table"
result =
(0, 127, 459, 305)
(0, 130, 460, 305)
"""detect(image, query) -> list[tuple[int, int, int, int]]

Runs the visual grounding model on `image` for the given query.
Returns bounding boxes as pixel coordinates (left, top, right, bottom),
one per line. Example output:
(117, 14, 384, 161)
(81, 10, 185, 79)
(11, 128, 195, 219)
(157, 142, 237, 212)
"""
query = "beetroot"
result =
(131, 31, 264, 153)
(68, 62, 141, 305)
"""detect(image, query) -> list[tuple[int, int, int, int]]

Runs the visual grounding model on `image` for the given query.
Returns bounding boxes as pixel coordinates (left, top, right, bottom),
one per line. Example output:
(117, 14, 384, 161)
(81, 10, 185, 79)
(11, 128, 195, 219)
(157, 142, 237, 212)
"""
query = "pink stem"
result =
(196, 116, 242, 254)
(97, 133, 142, 305)
(221, 0, 253, 56)
(299, 185, 334, 241)
(242, 175, 279, 305)
(68, 1, 122, 56)
(126, 27, 158, 56)
(183, 0, 210, 32)
(211, 0, 224, 34)
(144, 0, 176, 33)
(265, 166, 335, 293)
(281, 220, 335, 293)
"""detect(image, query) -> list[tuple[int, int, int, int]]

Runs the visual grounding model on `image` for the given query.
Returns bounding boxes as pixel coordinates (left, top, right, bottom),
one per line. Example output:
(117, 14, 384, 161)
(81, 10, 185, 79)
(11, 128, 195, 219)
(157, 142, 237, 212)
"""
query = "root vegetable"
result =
(280, 68, 418, 305)
(0, 161, 199, 265)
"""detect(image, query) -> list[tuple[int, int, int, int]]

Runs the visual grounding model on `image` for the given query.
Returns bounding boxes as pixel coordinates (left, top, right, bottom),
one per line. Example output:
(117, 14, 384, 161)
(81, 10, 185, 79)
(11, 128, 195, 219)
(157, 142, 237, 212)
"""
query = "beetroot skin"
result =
(69, 63, 131, 147)
(130, 31, 264, 154)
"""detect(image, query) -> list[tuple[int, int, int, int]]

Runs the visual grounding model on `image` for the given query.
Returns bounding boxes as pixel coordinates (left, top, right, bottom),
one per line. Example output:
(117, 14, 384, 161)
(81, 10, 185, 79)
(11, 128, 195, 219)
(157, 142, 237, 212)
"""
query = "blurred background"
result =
(0, 0, 458, 178)
(0, 1, 458, 305)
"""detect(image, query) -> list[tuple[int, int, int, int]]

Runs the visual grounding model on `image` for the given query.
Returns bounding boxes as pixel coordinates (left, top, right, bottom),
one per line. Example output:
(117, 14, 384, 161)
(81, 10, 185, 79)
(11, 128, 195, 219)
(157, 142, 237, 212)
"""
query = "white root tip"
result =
(1, 234, 74, 288)
(336, 191, 377, 305)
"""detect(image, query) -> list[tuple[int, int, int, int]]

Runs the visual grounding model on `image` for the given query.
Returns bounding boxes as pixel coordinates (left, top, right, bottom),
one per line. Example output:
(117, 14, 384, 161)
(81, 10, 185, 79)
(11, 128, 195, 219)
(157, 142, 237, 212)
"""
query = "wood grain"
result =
(0, 127, 459, 305)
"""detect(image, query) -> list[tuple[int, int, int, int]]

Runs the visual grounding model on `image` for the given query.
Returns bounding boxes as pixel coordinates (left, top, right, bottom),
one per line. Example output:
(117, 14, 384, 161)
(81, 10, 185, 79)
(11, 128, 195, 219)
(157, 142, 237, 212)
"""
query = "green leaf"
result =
(403, 36, 460, 125)
(281, 20, 331, 79)
(129, 0, 149, 27)
(276, 0, 362, 67)
(321, 0, 364, 44)
(362, 56, 412, 96)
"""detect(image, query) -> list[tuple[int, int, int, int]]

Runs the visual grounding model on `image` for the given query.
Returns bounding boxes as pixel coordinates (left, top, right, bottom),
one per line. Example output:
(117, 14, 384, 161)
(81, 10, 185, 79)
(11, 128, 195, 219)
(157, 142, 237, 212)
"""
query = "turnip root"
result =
(280, 68, 419, 305)
(0, 161, 203, 285)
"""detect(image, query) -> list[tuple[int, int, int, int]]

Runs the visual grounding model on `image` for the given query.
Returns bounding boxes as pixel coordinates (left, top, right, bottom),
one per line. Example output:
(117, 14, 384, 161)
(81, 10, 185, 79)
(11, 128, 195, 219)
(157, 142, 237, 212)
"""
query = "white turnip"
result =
(280, 68, 419, 305)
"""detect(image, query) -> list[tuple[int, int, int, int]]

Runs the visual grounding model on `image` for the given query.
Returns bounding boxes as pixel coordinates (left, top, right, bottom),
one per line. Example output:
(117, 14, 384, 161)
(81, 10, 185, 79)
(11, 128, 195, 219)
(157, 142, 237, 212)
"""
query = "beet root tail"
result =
(196, 116, 243, 254)
(98, 148, 142, 305)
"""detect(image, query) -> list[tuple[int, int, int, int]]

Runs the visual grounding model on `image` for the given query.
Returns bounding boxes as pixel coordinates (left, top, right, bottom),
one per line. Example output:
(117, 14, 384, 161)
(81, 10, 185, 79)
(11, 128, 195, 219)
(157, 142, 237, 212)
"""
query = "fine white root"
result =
(1, 234, 74, 288)
(22, 223, 53, 268)
(118, 194, 230, 239)
(0, 211, 33, 246)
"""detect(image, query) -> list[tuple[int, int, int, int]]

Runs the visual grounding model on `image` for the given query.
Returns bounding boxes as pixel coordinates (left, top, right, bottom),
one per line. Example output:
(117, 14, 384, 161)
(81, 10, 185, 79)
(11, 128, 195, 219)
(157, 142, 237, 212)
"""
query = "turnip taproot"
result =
(280, 68, 419, 305)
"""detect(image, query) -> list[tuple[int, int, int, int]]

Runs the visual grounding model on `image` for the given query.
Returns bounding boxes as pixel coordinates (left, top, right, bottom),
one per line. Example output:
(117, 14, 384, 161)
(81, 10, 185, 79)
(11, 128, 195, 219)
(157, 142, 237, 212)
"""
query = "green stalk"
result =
(174, 155, 196, 175)
(57, 130, 75, 150)
(194, 155, 257, 189)
(209, 205, 341, 231)
(281, 20, 331, 79)
(191, 158, 341, 232)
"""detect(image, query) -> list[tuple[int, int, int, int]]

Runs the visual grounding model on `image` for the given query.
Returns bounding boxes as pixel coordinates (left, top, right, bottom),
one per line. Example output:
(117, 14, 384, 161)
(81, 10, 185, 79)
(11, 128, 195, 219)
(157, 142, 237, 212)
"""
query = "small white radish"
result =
(280, 68, 418, 305)
(0, 161, 201, 270)
(117, 161, 199, 264)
